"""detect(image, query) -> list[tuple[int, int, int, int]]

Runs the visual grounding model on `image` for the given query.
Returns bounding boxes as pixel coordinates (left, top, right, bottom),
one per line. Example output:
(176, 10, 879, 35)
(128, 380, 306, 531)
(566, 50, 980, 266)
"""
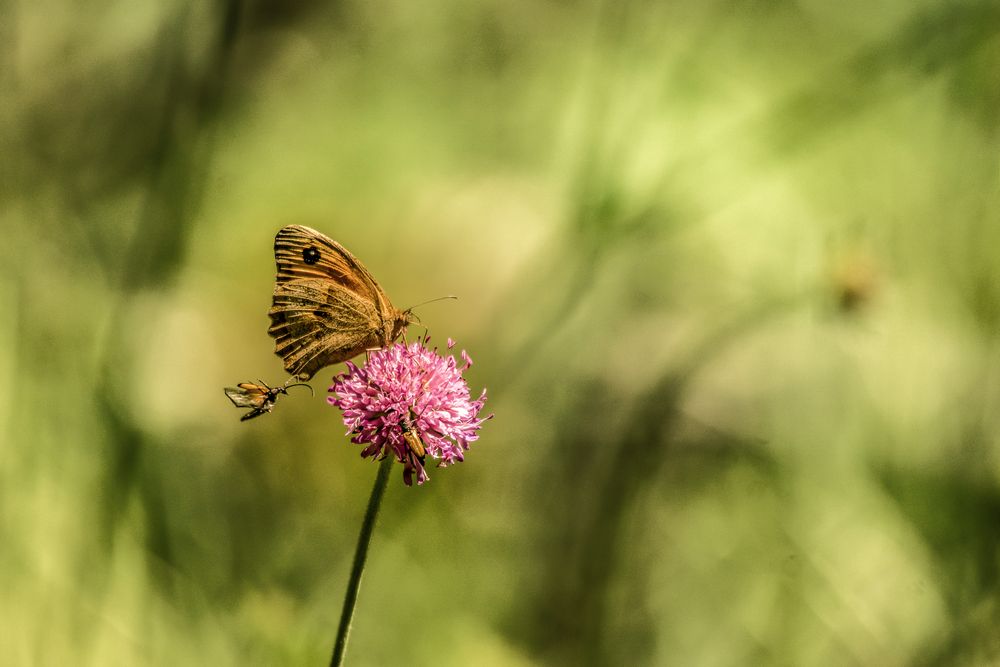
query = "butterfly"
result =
(224, 379, 312, 421)
(268, 225, 415, 381)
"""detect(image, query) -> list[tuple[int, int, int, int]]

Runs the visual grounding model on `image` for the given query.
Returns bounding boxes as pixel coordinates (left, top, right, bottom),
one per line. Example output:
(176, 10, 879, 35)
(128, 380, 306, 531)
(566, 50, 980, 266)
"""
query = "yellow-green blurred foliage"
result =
(5, 1, 1000, 665)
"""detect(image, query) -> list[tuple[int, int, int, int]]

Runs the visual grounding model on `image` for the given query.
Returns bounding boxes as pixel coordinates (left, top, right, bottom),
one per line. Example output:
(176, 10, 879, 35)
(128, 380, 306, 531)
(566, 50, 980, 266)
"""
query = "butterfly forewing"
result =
(268, 225, 412, 380)
(274, 225, 377, 295)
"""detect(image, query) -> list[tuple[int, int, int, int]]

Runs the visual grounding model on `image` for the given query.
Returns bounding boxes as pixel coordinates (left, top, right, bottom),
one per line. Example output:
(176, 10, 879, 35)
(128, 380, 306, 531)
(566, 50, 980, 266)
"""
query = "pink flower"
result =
(328, 340, 492, 485)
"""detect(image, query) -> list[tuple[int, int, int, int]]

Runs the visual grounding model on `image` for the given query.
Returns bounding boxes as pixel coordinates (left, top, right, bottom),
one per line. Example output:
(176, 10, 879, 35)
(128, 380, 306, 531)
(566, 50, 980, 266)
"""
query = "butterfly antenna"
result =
(404, 295, 458, 314)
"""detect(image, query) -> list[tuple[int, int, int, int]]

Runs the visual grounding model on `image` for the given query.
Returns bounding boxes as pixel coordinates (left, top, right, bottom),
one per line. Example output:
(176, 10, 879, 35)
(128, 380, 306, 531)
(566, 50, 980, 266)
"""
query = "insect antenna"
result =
(282, 379, 315, 397)
(403, 295, 458, 317)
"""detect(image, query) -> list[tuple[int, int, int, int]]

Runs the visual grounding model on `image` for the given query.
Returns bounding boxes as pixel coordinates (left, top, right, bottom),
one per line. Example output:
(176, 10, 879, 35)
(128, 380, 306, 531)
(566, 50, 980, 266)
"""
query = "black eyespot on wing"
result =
(303, 246, 321, 265)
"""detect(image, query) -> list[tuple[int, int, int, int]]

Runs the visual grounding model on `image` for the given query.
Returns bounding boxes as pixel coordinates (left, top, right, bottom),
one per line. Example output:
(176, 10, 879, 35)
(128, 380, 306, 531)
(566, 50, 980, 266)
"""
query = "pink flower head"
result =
(328, 340, 491, 485)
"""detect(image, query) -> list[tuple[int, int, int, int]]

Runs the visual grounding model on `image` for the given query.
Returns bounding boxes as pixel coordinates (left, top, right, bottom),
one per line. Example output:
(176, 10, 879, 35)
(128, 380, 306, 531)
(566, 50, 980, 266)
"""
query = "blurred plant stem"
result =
(94, 0, 243, 555)
(331, 455, 394, 667)
(523, 293, 804, 664)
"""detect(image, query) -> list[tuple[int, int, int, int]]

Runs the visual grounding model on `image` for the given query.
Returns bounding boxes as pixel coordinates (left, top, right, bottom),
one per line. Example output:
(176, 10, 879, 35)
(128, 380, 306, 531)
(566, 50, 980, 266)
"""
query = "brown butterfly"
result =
(268, 225, 415, 381)
(224, 379, 313, 421)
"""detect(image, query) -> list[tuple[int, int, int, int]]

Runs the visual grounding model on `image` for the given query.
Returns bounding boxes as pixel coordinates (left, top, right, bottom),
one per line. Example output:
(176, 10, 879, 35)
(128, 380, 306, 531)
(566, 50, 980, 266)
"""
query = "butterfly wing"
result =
(269, 277, 385, 380)
(273, 225, 384, 296)
(269, 226, 409, 379)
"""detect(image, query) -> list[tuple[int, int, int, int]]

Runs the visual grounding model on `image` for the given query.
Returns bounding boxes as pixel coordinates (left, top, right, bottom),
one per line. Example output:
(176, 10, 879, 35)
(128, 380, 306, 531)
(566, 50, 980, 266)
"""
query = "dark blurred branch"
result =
(119, 0, 243, 291)
(95, 0, 245, 563)
(878, 381, 1000, 665)
(501, 10, 1000, 655)
(579, 297, 797, 664)
(518, 293, 797, 664)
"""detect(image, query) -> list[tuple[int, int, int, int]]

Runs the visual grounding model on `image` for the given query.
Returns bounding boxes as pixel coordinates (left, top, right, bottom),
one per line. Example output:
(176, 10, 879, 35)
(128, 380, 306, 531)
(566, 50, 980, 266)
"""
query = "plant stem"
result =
(330, 455, 394, 667)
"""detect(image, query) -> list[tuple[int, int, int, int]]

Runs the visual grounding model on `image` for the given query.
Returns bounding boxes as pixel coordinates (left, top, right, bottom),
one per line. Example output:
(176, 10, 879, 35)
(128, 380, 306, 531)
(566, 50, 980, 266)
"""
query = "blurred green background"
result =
(5, 0, 1000, 664)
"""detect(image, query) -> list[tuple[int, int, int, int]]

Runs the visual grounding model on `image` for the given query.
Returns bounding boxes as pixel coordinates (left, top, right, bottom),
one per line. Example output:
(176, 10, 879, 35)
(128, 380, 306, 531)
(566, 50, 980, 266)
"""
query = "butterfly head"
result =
(387, 307, 418, 344)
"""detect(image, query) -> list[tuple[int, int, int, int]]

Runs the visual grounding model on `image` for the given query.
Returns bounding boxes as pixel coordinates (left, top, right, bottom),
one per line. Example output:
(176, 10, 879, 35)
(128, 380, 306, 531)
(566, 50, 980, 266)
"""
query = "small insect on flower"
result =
(329, 338, 492, 485)
(400, 408, 430, 485)
(225, 379, 313, 421)
(402, 413, 426, 458)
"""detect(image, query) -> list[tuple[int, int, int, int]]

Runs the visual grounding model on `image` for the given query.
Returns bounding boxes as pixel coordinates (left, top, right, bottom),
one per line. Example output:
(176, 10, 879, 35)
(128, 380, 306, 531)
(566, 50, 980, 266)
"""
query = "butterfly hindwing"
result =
(269, 278, 384, 379)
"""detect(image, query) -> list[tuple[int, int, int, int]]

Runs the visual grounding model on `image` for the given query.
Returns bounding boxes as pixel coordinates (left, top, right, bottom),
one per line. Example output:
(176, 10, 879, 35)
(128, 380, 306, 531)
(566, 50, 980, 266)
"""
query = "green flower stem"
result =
(330, 455, 394, 667)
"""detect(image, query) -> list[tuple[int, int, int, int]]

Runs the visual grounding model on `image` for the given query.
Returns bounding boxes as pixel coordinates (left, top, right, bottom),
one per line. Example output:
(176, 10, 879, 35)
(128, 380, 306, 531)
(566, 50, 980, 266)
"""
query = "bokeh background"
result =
(5, 1, 1000, 665)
